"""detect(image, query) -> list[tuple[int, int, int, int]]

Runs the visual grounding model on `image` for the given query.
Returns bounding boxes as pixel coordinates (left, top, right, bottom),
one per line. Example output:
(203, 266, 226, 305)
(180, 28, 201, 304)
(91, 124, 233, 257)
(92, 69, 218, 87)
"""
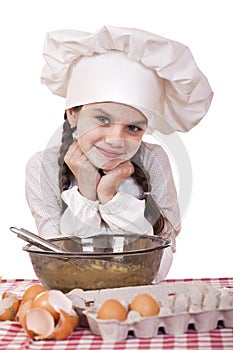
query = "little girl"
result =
(25, 25, 213, 281)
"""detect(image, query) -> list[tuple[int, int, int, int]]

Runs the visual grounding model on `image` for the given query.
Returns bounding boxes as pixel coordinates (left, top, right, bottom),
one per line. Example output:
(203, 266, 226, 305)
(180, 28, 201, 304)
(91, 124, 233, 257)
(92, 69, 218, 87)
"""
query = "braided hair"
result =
(58, 110, 164, 234)
(58, 113, 75, 193)
(131, 161, 164, 234)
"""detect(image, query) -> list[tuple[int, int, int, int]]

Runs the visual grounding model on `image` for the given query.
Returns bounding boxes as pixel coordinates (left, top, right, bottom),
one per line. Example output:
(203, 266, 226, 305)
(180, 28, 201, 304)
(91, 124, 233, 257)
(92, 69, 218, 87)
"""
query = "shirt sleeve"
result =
(60, 186, 106, 237)
(60, 188, 153, 237)
(99, 192, 153, 235)
(25, 149, 63, 239)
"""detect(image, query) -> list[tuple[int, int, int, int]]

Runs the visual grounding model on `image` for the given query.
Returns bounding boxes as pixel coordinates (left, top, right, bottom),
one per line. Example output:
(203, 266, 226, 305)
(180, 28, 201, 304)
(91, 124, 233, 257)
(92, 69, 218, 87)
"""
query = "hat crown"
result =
(66, 51, 164, 114)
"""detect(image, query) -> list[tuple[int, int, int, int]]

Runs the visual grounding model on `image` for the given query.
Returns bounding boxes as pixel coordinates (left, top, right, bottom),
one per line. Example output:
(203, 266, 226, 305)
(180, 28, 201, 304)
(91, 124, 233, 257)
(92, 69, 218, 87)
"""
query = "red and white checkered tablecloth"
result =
(1, 278, 233, 350)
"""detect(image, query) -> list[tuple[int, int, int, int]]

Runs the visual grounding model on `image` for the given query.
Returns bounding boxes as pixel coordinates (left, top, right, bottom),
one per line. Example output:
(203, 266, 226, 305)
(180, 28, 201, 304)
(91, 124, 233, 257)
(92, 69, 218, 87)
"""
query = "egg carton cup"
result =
(67, 281, 233, 341)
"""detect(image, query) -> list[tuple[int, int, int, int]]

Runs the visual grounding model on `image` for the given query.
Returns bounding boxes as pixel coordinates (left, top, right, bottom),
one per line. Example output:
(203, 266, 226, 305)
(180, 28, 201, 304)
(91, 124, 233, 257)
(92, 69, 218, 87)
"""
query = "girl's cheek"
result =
(126, 138, 142, 154)
(76, 117, 94, 138)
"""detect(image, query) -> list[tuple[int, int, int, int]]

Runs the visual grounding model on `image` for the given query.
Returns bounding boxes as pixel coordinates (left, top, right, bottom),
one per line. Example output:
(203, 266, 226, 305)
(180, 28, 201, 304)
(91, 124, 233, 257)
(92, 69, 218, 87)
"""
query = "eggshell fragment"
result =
(0, 294, 21, 321)
(2, 290, 21, 300)
(32, 291, 60, 321)
(50, 310, 79, 340)
(17, 300, 33, 328)
(47, 290, 73, 314)
(67, 311, 79, 329)
(22, 284, 47, 302)
(25, 308, 55, 340)
(31, 289, 74, 321)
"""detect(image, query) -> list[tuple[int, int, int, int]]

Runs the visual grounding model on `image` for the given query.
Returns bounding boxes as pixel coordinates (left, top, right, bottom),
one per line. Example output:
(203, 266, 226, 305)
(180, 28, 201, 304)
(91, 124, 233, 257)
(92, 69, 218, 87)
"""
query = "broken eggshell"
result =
(25, 307, 55, 340)
(22, 289, 78, 340)
(22, 284, 48, 302)
(0, 292, 21, 321)
(0, 284, 79, 341)
(31, 289, 73, 321)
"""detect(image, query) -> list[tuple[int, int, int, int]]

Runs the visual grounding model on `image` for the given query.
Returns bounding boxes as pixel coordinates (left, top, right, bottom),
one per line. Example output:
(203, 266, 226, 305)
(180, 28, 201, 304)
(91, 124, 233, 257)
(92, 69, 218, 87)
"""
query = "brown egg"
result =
(97, 299, 128, 321)
(129, 293, 160, 317)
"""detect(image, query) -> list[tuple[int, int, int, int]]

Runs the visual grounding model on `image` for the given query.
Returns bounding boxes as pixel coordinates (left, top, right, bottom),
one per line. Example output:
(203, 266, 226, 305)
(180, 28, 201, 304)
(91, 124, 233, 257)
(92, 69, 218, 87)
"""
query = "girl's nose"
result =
(104, 125, 125, 147)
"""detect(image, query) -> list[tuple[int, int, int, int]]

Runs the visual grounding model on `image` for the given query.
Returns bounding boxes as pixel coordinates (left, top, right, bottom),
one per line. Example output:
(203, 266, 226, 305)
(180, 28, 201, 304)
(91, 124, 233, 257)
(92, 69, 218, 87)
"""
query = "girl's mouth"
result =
(95, 146, 124, 158)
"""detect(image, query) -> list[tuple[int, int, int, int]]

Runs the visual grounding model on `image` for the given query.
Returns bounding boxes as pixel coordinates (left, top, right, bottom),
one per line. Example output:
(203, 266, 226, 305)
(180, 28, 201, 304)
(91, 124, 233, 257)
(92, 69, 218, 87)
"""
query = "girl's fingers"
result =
(65, 142, 93, 178)
(65, 141, 80, 156)
(108, 161, 134, 177)
(64, 141, 82, 164)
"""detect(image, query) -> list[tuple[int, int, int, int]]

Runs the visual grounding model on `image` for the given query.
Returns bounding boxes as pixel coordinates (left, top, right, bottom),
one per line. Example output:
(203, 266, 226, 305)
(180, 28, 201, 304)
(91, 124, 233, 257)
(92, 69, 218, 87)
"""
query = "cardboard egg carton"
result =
(67, 281, 233, 341)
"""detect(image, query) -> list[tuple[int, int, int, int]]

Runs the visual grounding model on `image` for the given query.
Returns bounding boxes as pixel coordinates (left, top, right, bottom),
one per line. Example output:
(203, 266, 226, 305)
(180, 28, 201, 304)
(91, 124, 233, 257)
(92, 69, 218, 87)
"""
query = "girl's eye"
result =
(127, 125, 142, 132)
(96, 116, 110, 124)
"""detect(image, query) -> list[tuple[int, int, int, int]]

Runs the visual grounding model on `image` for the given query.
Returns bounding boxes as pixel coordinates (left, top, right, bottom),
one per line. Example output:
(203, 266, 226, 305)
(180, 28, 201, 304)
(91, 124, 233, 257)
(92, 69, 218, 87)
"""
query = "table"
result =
(1, 278, 233, 350)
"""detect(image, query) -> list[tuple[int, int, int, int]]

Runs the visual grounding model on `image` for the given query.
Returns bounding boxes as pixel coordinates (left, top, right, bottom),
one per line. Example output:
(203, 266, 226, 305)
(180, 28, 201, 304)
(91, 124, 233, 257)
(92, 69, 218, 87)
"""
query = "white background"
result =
(0, 0, 232, 280)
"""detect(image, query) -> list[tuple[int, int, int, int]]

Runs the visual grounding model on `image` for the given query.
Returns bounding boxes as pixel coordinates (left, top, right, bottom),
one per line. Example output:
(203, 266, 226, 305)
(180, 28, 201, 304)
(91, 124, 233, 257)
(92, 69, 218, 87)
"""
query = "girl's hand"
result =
(64, 142, 100, 201)
(97, 161, 134, 204)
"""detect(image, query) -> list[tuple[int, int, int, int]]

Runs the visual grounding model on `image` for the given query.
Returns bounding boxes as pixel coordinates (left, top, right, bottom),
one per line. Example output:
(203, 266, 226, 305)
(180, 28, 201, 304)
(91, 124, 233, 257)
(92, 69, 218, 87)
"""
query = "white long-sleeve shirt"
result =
(25, 142, 180, 281)
(26, 142, 180, 238)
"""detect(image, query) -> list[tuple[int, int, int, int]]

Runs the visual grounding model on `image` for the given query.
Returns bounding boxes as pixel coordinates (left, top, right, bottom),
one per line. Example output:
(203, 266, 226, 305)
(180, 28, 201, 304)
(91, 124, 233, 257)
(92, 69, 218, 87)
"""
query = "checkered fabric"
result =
(1, 278, 233, 350)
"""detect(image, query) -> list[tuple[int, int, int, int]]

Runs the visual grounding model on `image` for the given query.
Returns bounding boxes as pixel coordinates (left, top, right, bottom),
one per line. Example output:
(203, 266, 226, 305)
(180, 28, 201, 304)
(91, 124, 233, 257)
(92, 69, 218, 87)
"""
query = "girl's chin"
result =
(87, 153, 128, 170)
(100, 159, 126, 171)
(91, 161, 122, 171)
(86, 149, 130, 170)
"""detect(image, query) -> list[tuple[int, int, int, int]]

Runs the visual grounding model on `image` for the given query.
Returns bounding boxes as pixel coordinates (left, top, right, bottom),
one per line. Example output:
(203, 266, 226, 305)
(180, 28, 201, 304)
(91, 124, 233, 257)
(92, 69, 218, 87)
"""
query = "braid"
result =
(132, 161, 164, 235)
(58, 112, 75, 211)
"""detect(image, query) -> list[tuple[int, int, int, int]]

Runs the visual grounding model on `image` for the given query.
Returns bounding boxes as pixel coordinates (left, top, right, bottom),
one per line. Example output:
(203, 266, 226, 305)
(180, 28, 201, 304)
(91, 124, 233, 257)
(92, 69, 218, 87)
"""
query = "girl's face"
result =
(73, 102, 147, 170)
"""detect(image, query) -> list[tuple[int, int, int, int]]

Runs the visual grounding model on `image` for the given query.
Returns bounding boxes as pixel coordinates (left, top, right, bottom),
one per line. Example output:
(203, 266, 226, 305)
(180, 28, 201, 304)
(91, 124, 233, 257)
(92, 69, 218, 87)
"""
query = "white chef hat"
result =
(41, 25, 213, 134)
